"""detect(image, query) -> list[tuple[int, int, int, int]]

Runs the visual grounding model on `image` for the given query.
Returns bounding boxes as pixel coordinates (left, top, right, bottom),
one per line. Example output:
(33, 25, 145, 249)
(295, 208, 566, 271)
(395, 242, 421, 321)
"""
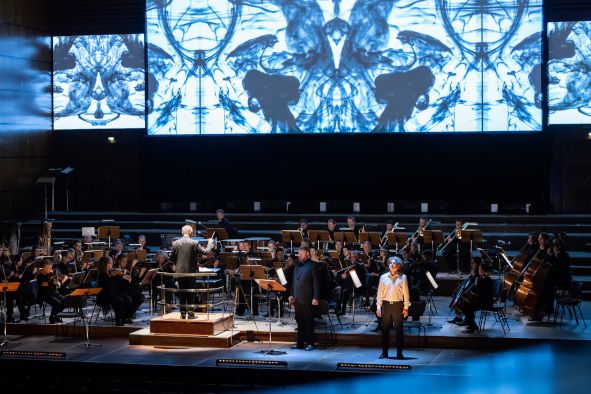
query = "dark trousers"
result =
(294, 301, 314, 347)
(43, 293, 65, 317)
(108, 293, 131, 321)
(463, 306, 478, 329)
(177, 277, 195, 314)
(381, 301, 404, 356)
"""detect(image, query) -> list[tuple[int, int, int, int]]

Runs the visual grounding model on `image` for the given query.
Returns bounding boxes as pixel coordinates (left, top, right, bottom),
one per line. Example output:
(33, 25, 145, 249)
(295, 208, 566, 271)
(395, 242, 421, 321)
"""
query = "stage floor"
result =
(1, 334, 591, 393)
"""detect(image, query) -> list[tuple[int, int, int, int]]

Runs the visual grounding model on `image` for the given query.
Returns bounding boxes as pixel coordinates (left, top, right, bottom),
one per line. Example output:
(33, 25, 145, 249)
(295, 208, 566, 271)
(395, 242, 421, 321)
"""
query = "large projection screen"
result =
(147, 0, 542, 135)
(53, 34, 146, 130)
(548, 22, 591, 125)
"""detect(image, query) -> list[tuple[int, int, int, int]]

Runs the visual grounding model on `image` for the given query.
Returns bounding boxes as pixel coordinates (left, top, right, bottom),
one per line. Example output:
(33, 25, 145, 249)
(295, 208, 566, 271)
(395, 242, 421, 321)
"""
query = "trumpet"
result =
(437, 222, 478, 252)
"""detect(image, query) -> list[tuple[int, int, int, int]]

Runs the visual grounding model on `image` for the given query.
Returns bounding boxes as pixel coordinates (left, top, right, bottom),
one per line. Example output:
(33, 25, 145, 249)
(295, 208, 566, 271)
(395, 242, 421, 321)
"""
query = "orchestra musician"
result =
(346, 216, 363, 236)
(528, 232, 556, 321)
(54, 249, 75, 294)
(376, 257, 410, 360)
(409, 217, 430, 249)
(137, 235, 150, 253)
(216, 209, 236, 238)
(551, 239, 572, 291)
(298, 218, 309, 240)
(460, 262, 494, 333)
(236, 239, 260, 316)
(114, 254, 145, 316)
(170, 225, 201, 319)
(327, 219, 338, 244)
(72, 240, 84, 265)
(5, 254, 27, 322)
(289, 246, 320, 351)
(520, 232, 540, 262)
(97, 256, 134, 326)
(441, 219, 471, 273)
(36, 260, 65, 324)
(151, 250, 175, 308)
(448, 257, 481, 326)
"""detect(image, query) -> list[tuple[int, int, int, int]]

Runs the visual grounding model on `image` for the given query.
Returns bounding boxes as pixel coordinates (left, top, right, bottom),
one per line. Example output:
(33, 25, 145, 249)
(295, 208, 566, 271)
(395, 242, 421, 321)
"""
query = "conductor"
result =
(288, 246, 320, 351)
(170, 225, 200, 319)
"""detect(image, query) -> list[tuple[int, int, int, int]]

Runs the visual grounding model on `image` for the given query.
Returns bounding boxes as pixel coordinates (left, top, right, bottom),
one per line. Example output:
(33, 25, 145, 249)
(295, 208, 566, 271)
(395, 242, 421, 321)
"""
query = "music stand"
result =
(281, 230, 302, 252)
(343, 268, 363, 328)
(97, 225, 120, 248)
(0, 281, 20, 347)
(239, 265, 266, 318)
(387, 232, 408, 252)
(255, 279, 287, 355)
(308, 230, 320, 248)
(359, 232, 381, 247)
(71, 287, 102, 348)
(342, 231, 357, 246)
(205, 228, 229, 240)
(427, 230, 444, 253)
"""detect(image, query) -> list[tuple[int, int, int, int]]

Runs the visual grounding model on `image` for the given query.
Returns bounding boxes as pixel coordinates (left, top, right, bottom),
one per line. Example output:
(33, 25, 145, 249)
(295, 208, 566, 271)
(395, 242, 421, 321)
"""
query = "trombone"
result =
(379, 222, 404, 247)
(409, 219, 432, 241)
(437, 222, 478, 253)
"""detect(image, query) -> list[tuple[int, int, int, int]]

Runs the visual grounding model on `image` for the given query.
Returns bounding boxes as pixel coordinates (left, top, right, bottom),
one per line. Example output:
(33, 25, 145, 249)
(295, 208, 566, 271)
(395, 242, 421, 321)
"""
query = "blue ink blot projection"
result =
(146, 0, 542, 134)
(548, 22, 591, 125)
(53, 34, 146, 130)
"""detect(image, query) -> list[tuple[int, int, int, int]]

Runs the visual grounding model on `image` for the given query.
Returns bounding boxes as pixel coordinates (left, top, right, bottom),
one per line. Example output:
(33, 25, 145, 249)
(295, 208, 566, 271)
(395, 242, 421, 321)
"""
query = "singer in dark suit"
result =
(170, 225, 200, 319)
(288, 246, 320, 351)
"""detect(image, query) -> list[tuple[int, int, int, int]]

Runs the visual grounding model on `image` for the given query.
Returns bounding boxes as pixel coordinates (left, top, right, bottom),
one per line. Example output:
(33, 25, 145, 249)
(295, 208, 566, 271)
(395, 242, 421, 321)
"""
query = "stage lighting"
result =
(107, 136, 117, 144)
(216, 359, 288, 368)
(0, 350, 66, 360)
(336, 362, 411, 371)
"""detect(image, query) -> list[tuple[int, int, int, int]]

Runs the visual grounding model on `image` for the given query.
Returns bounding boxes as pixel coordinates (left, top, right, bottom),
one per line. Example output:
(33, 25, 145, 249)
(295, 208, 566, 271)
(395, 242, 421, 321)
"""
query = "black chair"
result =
(478, 279, 510, 334)
(555, 282, 587, 328)
(316, 299, 337, 345)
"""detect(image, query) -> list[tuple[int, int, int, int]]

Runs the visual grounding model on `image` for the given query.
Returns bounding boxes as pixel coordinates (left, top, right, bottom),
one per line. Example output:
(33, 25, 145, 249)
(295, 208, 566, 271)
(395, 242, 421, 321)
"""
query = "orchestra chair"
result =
(316, 299, 337, 346)
(54, 294, 87, 339)
(405, 320, 427, 349)
(555, 282, 587, 328)
(478, 279, 510, 334)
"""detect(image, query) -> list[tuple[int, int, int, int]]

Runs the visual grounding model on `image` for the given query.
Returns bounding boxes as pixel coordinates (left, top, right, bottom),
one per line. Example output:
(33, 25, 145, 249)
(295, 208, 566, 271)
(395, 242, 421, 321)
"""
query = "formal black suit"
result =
(170, 236, 200, 314)
(291, 259, 320, 348)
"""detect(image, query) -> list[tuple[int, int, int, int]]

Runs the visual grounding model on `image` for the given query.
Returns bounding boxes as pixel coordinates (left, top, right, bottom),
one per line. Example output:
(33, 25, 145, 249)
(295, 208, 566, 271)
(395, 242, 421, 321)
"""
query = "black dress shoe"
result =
(180, 313, 186, 319)
(290, 344, 304, 350)
(187, 312, 195, 320)
(304, 345, 315, 351)
(379, 353, 388, 359)
(396, 354, 405, 360)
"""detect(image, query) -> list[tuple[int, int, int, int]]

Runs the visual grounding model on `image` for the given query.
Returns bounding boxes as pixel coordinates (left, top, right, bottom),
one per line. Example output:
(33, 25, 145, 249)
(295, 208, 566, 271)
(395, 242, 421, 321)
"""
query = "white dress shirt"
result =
(376, 272, 411, 310)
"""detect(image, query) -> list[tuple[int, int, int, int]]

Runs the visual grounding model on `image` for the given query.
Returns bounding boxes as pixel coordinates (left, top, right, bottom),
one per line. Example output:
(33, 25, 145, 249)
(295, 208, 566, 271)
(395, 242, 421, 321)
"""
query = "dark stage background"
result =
(1, 0, 591, 220)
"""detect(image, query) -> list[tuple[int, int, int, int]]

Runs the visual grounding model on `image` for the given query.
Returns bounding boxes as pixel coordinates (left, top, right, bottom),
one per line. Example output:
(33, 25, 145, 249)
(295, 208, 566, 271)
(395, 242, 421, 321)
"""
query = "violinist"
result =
(448, 257, 481, 325)
(55, 249, 75, 294)
(5, 254, 27, 322)
(36, 260, 65, 324)
(461, 263, 494, 333)
(114, 254, 145, 319)
(441, 219, 471, 273)
(97, 256, 132, 326)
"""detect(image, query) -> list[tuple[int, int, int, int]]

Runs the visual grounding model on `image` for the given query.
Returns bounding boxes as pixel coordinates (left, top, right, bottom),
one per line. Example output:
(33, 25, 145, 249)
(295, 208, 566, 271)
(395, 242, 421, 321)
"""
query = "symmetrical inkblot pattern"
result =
(53, 34, 145, 129)
(147, 0, 542, 134)
(548, 22, 591, 125)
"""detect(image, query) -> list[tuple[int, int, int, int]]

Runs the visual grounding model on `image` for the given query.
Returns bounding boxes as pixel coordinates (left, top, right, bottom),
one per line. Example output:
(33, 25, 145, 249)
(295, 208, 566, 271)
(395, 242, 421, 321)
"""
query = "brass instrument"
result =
(410, 219, 432, 241)
(437, 222, 477, 252)
(39, 220, 53, 256)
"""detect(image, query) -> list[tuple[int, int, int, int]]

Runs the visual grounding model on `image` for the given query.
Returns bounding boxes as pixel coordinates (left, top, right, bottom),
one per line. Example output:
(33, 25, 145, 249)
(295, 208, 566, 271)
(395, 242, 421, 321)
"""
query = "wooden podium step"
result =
(149, 312, 234, 336)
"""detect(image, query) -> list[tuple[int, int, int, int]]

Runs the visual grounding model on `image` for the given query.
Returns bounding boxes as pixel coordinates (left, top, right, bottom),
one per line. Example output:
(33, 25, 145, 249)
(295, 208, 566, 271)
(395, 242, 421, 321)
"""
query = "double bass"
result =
(512, 249, 553, 317)
(449, 275, 477, 314)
